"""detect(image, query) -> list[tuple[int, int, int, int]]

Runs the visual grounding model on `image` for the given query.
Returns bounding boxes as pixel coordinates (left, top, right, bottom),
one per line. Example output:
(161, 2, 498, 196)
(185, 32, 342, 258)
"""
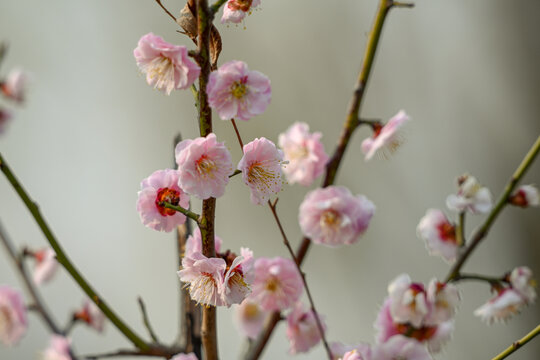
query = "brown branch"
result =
(154, 0, 177, 22)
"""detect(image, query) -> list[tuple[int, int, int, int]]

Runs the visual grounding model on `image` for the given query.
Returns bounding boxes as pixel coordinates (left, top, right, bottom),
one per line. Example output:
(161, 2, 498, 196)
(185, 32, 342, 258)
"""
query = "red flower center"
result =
(395, 323, 437, 342)
(437, 222, 456, 243)
(155, 187, 180, 216)
(229, 0, 253, 12)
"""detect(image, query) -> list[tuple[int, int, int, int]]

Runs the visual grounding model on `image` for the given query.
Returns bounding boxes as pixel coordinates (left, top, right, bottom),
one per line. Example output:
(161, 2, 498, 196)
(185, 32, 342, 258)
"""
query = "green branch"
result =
(209, 0, 228, 15)
(492, 324, 540, 360)
(0, 152, 149, 351)
(159, 202, 201, 223)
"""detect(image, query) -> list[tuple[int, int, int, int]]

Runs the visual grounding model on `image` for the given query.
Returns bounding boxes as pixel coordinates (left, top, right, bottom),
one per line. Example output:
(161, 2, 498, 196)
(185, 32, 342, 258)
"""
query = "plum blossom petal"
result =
(238, 137, 284, 205)
(222, 248, 254, 306)
(185, 226, 223, 257)
(207, 60, 271, 121)
(0, 286, 27, 346)
(234, 298, 267, 339)
(278, 122, 329, 186)
(175, 133, 234, 199)
(371, 335, 432, 360)
(509, 184, 539, 208)
(74, 299, 105, 332)
(286, 302, 326, 354)
(424, 280, 460, 326)
(416, 209, 458, 263)
(33, 248, 59, 285)
(137, 169, 190, 232)
(361, 111, 409, 161)
(1, 68, 29, 103)
(388, 274, 428, 328)
(446, 174, 492, 214)
(221, 0, 261, 24)
(251, 257, 303, 311)
(43, 335, 72, 360)
(330, 342, 372, 360)
(134, 33, 200, 95)
(474, 289, 525, 324)
(509, 266, 536, 304)
(171, 353, 198, 360)
(299, 186, 375, 247)
(0, 108, 12, 134)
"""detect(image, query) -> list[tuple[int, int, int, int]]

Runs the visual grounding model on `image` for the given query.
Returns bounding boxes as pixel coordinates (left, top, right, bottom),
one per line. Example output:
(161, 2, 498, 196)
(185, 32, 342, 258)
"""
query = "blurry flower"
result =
(388, 274, 428, 328)
(42, 335, 71, 360)
(0, 285, 27, 346)
(134, 33, 200, 95)
(371, 335, 432, 360)
(330, 342, 371, 360)
(278, 122, 329, 186)
(223, 248, 254, 306)
(207, 60, 271, 121)
(185, 226, 222, 257)
(474, 289, 525, 324)
(221, 0, 261, 24)
(171, 353, 198, 360)
(137, 169, 190, 232)
(509, 185, 539, 208)
(509, 266, 536, 304)
(361, 111, 409, 161)
(237, 137, 284, 205)
(33, 248, 59, 285)
(178, 252, 226, 306)
(1, 68, 29, 103)
(74, 299, 105, 332)
(286, 302, 326, 354)
(234, 298, 267, 339)
(416, 209, 458, 263)
(299, 186, 375, 247)
(175, 133, 234, 200)
(340, 349, 369, 360)
(0, 108, 12, 134)
(424, 280, 460, 326)
(251, 257, 303, 311)
(446, 174, 492, 214)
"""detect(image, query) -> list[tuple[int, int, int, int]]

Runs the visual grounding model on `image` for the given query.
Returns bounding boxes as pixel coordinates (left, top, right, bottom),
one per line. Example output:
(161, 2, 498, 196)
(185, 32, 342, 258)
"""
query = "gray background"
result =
(1, 0, 539, 359)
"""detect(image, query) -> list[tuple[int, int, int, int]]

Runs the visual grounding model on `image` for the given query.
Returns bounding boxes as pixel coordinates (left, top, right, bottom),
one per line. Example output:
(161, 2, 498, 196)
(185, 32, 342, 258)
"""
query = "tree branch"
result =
(137, 297, 160, 344)
(491, 324, 540, 360)
(159, 202, 201, 223)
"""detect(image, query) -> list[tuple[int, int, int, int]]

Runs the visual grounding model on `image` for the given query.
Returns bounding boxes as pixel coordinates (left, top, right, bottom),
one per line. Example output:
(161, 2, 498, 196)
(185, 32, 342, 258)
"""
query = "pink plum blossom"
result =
(33, 248, 59, 285)
(388, 274, 428, 328)
(299, 186, 375, 247)
(175, 133, 234, 199)
(278, 122, 329, 186)
(474, 289, 525, 324)
(446, 174, 492, 214)
(234, 298, 267, 339)
(134, 33, 200, 95)
(371, 335, 432, 360)
(223, 248, 255, 305)
(237, 137, 284, 205)
(1, 68, 29, 103)
(424, 280, 460, 326)
(0, 286, 27, 346)
(361, 110, 409, 161)
(330, 342, 372, 360)
(171, 353, 198, 360)
(43, 335, 72, 360)
(74, 299, 105, 332)
(251, 257, 303, 311)
(340, 349, 370, 360)
(221, 0, 261, 24)
(185, 226, 223, 257)
(0, 108, 12, 134)
(207, 60, 271, 121)
(509, 184, 539, 208)
(286, 302, 326, 354)
(509, 266, 536, 304)
(416, 209, 458, 263)
(137, 169, 190, 232)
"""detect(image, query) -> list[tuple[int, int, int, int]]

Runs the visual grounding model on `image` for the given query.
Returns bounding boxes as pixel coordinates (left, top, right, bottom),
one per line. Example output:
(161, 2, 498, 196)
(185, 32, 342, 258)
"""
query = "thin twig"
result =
(491, 324, 540, 360)
(159, 202, 201, 223)
(448, 273, 506, 286)
(0, 152, 149, 351)
(445, 135, 540, 283)
(137, 297, 160, 344)
(82, 344, 183, 360)
(267, 200, 333, 360)
(154, 0, 177, 22)
(231, 119, 244, 149)
(456, 211, 466, 247)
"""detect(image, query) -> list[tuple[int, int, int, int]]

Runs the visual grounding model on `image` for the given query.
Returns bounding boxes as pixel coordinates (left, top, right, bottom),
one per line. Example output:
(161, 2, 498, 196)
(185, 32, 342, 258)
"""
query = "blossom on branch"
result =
(207, 60, 271, 121)
(234, 298, 267, 339)
(74, 299, 105, 332)
(42, 335, 72, 360)
(446, 174, 492, 214)
(0, 286, 27, 346)
(474, 288, 525, 324)
(330, 342, 372, 360)
(424, 280, 460, 326)
(388, 274, 429, 328)
(175, 133, 234, 200)
(339, 349, 370, 360)
(286, 302, 326, 354)
(221, 0, 261, 24)
(509, 266, 537, 304)
(371, 335, 432, 360)
(223, 248, 255, 305)
(278, 122, 329, 186)
(299, 186, 375, 247)
(509, 184, 539, 208)
(32, 248, 59, 285)
(134, 33, 200, 95)
(137, 169, 190, 232)
(171, 353, 198, 360)
(416, 209, 458, 263)
(185, 226, 223, 257)
(250, 257, 303, 311)
(1, 68, 29, 103)
(238, 137, 284, 205)
(361, 110, 409, 161)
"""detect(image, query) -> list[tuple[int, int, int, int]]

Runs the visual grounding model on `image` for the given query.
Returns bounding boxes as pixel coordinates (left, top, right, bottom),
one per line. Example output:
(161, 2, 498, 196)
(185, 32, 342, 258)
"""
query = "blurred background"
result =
(1, 0, 539, 359)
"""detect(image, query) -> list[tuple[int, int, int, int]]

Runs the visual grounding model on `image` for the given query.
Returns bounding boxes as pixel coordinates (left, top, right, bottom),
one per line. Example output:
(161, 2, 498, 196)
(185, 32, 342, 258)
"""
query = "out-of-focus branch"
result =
(0, 152, 149, 351)
(82, 344, 184, 360)
(445, 135, 540, 283)
(137, 297, 160, 344)
(491, 324, 540, 360)
(246, 1, 413, 358)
